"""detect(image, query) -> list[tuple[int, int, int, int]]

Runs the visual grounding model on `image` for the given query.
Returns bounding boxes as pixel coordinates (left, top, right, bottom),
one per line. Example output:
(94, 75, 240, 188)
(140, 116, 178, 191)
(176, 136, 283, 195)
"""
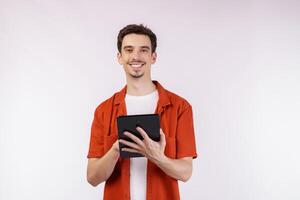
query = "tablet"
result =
(117, 114, 161, 158)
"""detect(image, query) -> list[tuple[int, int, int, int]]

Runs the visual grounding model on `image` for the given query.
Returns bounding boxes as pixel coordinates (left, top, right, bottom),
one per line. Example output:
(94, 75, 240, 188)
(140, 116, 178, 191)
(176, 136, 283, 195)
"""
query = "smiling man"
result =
(87, 24, 197, 200)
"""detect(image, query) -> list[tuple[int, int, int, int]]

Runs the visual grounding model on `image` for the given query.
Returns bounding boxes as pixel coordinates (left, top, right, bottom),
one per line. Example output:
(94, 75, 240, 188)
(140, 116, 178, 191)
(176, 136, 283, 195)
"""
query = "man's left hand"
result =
(119, 127, 166, 163)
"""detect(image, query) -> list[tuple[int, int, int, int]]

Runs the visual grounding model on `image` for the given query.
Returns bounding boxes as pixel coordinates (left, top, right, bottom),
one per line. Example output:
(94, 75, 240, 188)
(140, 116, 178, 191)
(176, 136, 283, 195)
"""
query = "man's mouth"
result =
(129, 63, 145, 68)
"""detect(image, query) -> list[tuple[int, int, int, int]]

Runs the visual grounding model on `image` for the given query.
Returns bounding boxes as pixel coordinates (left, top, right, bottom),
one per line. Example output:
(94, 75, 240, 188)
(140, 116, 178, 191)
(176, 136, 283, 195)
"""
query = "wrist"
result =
(155, 153, 168, 166)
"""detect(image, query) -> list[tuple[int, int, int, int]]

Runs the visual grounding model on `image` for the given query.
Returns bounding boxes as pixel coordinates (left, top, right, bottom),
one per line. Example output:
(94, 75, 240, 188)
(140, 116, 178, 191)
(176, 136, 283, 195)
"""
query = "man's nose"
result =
(131, 50, 141, 60)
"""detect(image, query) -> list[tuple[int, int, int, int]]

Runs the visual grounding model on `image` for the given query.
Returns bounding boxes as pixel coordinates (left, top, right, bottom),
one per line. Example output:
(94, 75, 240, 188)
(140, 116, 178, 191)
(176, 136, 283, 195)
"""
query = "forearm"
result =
(154, 156, 193, 182)
(87, 145, 119, 186)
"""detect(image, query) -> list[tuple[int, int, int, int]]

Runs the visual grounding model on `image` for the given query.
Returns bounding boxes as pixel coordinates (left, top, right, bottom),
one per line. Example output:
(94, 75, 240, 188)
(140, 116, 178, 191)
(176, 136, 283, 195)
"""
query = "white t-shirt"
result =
(125, 89, 159, 200)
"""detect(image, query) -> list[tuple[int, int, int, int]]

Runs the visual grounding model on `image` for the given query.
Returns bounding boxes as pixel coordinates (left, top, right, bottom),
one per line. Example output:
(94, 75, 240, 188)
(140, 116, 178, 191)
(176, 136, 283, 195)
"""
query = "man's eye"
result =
(141, 49, 148, 52)
(125, 49, 133, 53)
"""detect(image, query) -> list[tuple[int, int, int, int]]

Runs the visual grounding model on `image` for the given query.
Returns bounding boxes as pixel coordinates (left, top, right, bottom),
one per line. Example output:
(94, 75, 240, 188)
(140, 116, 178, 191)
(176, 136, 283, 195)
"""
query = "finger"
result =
(119, 139, 141, 150)
(122, 148, 142, 154)
(136, 126, 151, 142)
(124, 131, 145, 147)
(113, 140, 120, 152)
(159, 128, 166, 146)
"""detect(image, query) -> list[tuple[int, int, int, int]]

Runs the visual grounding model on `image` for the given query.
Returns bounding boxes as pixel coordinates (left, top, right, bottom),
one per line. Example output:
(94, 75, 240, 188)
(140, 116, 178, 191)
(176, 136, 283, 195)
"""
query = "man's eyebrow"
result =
(123, 45, 133, 49)
(123, 45, 150, 49)
(140, 46, 150, 50)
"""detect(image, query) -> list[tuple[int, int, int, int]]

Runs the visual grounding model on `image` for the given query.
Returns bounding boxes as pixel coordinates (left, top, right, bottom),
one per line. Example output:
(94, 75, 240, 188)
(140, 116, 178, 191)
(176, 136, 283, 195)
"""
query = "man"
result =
(87, 24, 197, 200)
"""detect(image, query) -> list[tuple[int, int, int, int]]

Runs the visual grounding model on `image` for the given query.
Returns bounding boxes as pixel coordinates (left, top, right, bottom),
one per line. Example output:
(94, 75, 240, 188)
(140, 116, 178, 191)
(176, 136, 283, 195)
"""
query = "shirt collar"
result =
(114, 80, 171, 109)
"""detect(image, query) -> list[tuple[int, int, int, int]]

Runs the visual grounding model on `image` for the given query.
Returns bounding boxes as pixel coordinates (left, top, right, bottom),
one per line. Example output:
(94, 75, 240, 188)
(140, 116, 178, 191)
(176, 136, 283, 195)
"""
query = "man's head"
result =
(117, 24, 157, 79)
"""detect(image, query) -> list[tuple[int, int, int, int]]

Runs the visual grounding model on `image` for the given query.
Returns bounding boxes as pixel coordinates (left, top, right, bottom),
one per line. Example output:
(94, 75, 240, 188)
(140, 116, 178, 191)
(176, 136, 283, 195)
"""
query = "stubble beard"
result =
(128, 63, 145, 78)
(129, 71, 144, 78)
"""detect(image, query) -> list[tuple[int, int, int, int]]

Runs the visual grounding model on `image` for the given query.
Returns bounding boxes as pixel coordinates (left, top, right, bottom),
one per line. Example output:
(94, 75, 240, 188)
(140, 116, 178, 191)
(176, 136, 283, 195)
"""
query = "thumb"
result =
(159, 128, 166, 147)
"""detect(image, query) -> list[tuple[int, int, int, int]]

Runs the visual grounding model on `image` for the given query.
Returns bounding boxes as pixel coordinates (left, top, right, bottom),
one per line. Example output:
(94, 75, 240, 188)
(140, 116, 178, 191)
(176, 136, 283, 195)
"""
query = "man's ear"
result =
(151, 52, 157, 64)
(117, 52, 123, 65)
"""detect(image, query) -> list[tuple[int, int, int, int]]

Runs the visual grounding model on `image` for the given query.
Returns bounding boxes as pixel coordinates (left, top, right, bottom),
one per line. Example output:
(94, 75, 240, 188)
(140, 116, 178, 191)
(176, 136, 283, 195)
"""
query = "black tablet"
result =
(117, 114, 161, 158)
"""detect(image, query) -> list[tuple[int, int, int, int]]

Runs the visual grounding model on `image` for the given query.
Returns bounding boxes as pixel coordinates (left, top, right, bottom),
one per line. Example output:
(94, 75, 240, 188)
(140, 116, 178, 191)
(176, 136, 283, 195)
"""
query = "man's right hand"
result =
(111, 140, 120, 158)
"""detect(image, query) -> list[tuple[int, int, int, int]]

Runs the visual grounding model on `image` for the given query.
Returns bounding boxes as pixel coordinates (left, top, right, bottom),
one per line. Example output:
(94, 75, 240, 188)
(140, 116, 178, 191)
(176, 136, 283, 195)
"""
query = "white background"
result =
(1, 0, 300, 199)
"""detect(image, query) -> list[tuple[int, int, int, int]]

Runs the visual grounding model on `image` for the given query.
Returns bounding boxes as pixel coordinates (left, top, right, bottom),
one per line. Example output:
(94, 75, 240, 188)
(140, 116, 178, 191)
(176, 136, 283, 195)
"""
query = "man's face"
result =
(117, 34, 157, 79)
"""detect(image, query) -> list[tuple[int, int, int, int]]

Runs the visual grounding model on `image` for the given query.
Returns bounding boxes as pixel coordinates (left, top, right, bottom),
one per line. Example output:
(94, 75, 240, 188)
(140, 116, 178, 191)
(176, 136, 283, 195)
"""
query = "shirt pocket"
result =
(164, 136, 176, 159)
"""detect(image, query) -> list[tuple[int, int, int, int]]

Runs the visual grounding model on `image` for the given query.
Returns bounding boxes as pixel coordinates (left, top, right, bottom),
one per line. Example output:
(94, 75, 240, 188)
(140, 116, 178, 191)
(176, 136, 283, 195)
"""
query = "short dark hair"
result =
(117, 24, 157, 53)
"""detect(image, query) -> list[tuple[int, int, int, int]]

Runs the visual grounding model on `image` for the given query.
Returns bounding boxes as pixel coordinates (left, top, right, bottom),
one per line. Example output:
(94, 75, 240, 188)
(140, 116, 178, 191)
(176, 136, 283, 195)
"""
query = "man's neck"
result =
(126, 78, 156, 96)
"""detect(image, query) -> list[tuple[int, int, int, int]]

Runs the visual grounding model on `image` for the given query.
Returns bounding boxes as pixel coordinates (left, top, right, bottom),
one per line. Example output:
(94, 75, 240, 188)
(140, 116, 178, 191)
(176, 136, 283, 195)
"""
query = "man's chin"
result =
(129, 72, 144, 79)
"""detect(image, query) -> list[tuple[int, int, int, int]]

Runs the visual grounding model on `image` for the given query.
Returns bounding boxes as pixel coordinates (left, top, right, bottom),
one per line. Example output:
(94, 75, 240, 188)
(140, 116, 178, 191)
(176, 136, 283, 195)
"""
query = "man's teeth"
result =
(130, 64, 143, 68)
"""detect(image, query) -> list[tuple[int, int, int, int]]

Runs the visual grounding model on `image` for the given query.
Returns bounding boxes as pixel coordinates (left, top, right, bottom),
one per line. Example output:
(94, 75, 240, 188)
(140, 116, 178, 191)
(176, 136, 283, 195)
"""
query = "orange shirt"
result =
(87, 80, 197, 200)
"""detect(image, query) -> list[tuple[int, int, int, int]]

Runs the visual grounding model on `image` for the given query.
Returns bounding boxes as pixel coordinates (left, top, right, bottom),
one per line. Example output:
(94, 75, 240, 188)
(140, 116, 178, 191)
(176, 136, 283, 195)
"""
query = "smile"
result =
(129, 63, 145, 68)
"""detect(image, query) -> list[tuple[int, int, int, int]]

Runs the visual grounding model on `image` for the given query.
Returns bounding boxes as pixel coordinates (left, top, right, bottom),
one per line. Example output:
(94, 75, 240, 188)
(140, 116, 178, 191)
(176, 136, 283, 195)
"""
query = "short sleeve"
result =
(87, 107, 105, 158)
(176, 103, 197, 159)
